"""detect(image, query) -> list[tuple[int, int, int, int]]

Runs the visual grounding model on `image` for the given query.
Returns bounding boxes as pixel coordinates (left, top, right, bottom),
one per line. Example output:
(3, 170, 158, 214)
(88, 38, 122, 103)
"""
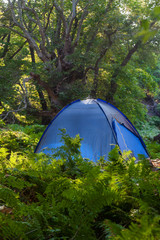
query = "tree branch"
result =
(7, 1, 47, 61)
(55, 16, 62, 44)
(8, 0, 25, 30)
(95, 31, 115, 69)
(73, 5, 89, 47)
(106, 40, 141, 103)
(45, 4, 54, 30)
(3, 25, 26, 38)
(2, 77, 30, 121)
(0, 34, 10, 58)
(53, 0, 67, 34)
(121, 40, 141, 67)
(9, 40, 27, 59)
(67, 0, 79, 36)
(30, 72, 60, 106)
(22, 5, 46, 49)
(18, 0, 25, 28)
(91, 31, 115, 98)
(1, 34, 8, 41)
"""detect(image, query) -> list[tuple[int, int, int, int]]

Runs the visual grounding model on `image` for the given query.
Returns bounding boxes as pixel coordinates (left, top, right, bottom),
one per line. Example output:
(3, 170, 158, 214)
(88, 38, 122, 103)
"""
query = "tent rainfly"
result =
(35, 99, 149, 161)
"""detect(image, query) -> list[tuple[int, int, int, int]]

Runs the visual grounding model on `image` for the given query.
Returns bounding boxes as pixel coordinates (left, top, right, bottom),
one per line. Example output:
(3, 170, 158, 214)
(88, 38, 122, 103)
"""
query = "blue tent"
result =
(35, 99, 149, 161)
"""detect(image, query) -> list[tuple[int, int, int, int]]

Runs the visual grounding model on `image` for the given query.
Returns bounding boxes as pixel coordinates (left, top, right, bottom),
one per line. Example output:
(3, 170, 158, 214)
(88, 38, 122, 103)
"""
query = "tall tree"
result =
(1, 0, 160, 121)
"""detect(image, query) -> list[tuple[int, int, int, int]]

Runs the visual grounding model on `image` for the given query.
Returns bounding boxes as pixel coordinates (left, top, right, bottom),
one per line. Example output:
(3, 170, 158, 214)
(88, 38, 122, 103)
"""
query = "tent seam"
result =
(94, 99, 119, 148)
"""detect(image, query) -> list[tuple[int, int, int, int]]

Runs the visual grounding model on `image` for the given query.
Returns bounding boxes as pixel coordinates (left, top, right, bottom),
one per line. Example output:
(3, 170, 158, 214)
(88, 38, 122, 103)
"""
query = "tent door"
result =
(112, 119, 148, 158)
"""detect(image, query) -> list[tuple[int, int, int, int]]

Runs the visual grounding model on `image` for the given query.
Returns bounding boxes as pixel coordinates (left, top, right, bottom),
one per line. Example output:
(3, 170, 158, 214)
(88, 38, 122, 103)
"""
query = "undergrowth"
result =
(136, 116, 160, 159)
(0, 125, 160, 239)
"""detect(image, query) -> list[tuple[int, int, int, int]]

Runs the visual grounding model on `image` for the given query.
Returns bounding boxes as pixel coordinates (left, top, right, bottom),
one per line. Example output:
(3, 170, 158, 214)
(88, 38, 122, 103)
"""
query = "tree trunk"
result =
(106, 70, 119, 104)
(29, 46, 51, 124)
(90, 68, 99, 98)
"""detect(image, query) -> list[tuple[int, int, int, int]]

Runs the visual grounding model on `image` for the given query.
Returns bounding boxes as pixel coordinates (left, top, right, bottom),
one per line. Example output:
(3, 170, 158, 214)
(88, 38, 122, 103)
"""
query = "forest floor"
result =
(151, 159, 160, 169)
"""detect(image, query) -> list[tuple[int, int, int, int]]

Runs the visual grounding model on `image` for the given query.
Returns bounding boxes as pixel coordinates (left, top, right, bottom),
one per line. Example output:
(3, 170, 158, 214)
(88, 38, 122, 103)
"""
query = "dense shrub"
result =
(0, 126, 160, 239)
